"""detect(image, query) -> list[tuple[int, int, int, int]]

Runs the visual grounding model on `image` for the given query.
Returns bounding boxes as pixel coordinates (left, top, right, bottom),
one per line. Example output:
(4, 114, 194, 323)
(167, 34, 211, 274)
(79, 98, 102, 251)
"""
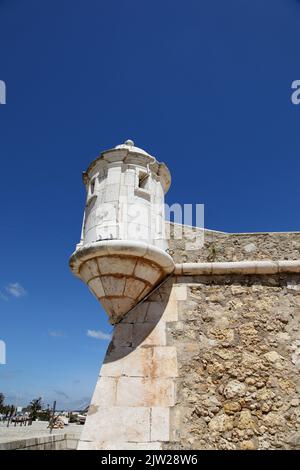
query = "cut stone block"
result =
(125, 278, 147, 299)
(133, 321, 166, 347)
(98, 256, 136, 276)
(101, 276, 126, 296)
(146, 301, 166, 322)
(121, 302, 150, 323)
(112, 323, 133, 347)
(173, 285, 187, 300)
(99, 298, 114, 317)
(151, 407, 170, 442)
(152, 347, 178, 378)
(101, 347, 152, 378)
(80, 259, 99, 282)
(162, 296, 178, 322)
(80, 407, 151, 443)
(135, 259, 161, 284)
(116, 377, 175, 407)
(88, 277, 105, 298)
(89, 377, 117, 407)
(111, 298, 136, 318)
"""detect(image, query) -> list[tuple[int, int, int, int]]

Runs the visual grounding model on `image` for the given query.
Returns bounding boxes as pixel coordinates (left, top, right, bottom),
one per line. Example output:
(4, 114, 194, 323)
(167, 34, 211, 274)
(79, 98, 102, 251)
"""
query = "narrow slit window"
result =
(90, 179, 95, 194)
(138, 172, 149, 190)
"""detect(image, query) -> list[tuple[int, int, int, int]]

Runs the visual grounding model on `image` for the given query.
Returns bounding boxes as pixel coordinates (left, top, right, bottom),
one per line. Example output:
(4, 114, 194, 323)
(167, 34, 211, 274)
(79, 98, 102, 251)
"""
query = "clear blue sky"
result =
(1, 0, 300, 409)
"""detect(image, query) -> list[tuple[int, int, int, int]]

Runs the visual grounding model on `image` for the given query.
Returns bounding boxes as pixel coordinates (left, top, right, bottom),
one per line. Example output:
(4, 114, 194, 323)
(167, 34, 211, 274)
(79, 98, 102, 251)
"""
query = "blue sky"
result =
(1, 0, 300, 409)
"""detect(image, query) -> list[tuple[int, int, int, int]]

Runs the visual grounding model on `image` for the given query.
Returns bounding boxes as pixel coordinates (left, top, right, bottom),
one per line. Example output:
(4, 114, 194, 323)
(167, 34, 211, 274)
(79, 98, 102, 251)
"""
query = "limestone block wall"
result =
(78, 279, 182, 450)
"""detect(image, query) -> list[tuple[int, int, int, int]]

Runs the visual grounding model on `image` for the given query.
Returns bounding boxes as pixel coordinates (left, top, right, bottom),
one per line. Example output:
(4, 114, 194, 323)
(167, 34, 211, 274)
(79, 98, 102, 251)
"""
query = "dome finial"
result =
(124, 139, 134, 147)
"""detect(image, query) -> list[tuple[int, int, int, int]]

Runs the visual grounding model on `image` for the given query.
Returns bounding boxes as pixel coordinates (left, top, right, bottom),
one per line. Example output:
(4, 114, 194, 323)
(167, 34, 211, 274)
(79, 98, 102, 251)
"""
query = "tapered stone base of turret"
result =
(69, 240, 174, 324)
(76, 278, 181, 450)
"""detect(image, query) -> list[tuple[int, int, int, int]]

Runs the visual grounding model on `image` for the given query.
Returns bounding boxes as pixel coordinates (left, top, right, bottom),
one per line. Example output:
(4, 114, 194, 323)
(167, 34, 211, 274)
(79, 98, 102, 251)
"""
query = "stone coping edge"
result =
(69, 240, 175, 276)
(174, 260, 300, 275)
(0, 433, 79, 450)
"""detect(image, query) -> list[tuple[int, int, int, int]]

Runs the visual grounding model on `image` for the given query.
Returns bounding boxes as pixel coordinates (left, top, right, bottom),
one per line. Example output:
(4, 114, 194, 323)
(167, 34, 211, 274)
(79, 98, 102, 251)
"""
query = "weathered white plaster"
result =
(74, 140, 171, 249)
(70, 140, 175, 323)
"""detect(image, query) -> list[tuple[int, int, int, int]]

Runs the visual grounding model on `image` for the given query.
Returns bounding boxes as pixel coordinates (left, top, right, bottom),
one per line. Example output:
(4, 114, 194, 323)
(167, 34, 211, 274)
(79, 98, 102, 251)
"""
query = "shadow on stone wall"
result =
(103, 278, 173, 363)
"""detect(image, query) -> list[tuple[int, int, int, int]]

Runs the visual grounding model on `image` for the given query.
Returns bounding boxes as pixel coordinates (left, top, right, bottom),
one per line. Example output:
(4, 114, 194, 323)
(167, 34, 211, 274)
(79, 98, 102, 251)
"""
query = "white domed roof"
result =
(114, 139, 151, 156)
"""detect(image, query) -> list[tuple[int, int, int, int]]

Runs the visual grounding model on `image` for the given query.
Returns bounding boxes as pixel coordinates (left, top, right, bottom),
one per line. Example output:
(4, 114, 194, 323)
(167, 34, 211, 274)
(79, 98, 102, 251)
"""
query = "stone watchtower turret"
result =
(70, 140, 300, 450)
(69, 139, 174, 324)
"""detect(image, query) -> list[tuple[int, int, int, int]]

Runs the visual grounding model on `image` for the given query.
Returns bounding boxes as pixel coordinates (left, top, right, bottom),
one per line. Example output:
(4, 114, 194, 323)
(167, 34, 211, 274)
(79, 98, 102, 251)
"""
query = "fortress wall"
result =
(164, 225, 300, 450)
(165, 273, 300, 450)
(78, 225, 300, 450)
(167, 223, 300, 263)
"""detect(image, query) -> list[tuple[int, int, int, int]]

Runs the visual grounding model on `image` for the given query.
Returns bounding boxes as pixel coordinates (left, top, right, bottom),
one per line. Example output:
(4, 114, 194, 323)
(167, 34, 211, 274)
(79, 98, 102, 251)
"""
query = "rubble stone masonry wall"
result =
(168, 223, 300, 263)
(165, 274, 300, 450)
